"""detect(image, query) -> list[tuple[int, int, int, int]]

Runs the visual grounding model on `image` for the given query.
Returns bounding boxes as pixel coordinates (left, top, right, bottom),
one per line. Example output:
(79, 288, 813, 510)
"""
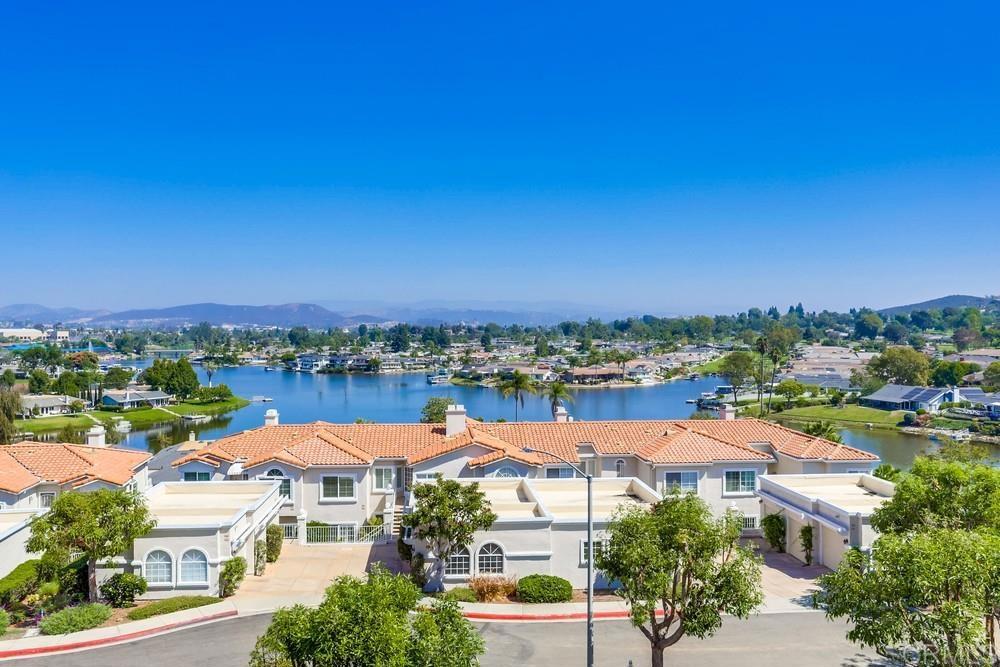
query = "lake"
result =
(113, 365, 938, 468)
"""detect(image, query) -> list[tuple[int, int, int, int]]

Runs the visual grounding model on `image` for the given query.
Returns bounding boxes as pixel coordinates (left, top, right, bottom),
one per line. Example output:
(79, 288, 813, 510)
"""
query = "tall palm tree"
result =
(542, 381, 574, 417)
(498, 370, 535, 422)
(765, 347, 782, 415)
(204, 361, 218, 388)
(754, 336, 769, 414)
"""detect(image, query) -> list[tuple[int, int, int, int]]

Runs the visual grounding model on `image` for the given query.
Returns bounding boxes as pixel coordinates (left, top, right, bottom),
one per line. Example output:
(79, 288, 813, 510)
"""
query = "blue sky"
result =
(2, 2, 998, 315)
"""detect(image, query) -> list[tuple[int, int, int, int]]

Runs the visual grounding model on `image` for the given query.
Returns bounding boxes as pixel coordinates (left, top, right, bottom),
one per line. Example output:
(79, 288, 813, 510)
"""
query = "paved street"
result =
(17, 612, 882, 667)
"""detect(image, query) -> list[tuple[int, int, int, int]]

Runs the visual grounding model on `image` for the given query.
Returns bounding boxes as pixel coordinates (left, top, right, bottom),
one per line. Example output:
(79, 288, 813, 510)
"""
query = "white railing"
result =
(741, 515, 759, 530)
(305, 524, 389, 544)
(282, 524, 299, 540)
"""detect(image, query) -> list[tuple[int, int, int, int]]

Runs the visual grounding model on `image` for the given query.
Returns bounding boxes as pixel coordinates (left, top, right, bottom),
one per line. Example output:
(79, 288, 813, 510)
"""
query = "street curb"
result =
(463, 609, 638, 622)
(0, 609, 239, 660)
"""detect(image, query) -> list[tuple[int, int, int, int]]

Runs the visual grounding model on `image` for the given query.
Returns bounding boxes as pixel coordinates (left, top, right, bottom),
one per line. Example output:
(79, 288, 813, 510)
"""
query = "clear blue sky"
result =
(2, 2, 998, 315)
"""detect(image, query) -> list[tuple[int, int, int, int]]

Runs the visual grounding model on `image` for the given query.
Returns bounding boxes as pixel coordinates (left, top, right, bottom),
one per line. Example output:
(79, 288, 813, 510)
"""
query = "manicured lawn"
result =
(15, 397, 250, 434)
(771, 404, 905, 427)
(688, 355, 727, 375)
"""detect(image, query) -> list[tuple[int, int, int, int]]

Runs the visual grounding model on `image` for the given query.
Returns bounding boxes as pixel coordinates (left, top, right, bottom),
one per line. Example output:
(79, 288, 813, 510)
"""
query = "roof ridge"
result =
(314, 430, 375, 462)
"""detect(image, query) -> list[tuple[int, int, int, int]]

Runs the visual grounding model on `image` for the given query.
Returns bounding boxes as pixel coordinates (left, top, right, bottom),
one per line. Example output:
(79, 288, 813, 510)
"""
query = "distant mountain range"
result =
(878, 294, 1000, 317)
(313, 299, 637, 326)
(88, 303, 377, 328)
(0, 303, 110, 323)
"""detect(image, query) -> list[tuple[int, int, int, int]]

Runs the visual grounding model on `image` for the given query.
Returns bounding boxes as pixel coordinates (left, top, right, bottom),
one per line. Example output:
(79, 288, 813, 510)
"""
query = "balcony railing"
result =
(741, 514, 759, 530)
(281, 524, 299, 540)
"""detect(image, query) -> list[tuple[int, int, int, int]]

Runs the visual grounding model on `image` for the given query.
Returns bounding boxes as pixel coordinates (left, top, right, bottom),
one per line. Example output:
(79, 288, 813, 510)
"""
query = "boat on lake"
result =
(426, 369, 453, 385)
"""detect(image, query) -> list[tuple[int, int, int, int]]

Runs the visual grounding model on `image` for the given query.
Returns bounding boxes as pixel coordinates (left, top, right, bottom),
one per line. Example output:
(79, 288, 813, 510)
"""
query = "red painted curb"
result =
(0, 609, 239, 659)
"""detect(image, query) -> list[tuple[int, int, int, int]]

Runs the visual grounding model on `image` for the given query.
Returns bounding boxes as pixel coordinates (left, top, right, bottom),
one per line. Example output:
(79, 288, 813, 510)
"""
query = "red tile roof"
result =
(0, 444, 150, 494)
(173, 417, 874, 471)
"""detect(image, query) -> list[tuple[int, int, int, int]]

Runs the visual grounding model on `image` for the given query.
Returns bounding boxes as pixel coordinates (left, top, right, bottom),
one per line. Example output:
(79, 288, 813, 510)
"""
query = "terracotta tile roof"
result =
(0, 444, 150, 494)
(172, 417, 874, 472)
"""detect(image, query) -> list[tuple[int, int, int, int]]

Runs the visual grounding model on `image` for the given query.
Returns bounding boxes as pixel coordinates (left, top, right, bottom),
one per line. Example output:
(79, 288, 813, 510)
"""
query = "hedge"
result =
(100, 573, 148, 607)
(0, 560, 39, 606)
(265, 524, 283, 563)
(516, 574, 573, 603)
(219, 557, 247, 597)
(39, 604, 112, 635)
(439, 587, 477, 603)
(126, 596, 218, 621)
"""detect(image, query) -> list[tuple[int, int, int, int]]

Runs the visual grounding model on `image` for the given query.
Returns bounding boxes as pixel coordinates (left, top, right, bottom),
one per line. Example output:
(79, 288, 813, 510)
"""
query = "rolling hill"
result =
(90, 303, 379, 328)
(878, 294, 999, 317)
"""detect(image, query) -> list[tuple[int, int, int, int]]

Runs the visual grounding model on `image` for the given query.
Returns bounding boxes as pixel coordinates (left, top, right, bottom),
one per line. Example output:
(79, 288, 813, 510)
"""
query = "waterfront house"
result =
(17, 394, 85, 418)
(757, 473, 895, 568)
(861, 384, 959, 413)
(101, 388, 173, 409)
(169, 406, 877, 543)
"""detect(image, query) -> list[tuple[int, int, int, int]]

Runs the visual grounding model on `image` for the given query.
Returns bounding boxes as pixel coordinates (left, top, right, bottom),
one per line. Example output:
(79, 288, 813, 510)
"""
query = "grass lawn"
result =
(16, 397, 251, 434)
(770, 404, 905, 428)
(689, 355, 727, 375)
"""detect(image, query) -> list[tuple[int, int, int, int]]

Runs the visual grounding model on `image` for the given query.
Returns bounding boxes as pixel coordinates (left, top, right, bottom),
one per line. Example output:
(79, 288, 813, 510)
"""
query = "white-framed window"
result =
(179, 549, 209, 584)
(545, 467, 575, 479)
(414, 472, 439, 483)
(321, 475, 356, 500)
(373, 467, 394, 491)
(145, 550, 173, 585)
(724, 470, 757, 495)
(444, 547, 471, 576)
(663, 471, 698, 494)
(580, 539, 608, 566)
(40, 492, 56, 508)
(183, 471, 211, 482)
(265, 468, 292, 500)
(614, 460, 626, 477)
(477, 543, 504, 574)
(493, 466, 520, 478)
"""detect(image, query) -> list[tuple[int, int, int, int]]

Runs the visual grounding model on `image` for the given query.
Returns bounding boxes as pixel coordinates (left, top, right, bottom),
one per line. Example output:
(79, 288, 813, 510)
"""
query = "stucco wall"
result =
(0, 514, 38, 578)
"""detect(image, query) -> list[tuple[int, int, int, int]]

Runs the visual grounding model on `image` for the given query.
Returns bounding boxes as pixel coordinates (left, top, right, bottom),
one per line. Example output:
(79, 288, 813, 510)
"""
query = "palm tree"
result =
(754, 336, 769, 414)
(498, 370, 536, 422)
(542, 381, 574, 417)
(765, 347, 781, 415)
(801, 421, 843, 443)
(204, 361, 218, 388)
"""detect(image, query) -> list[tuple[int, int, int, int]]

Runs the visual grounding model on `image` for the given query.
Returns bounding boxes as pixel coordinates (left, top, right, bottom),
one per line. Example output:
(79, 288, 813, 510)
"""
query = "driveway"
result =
(757, 545, 828, 612)
(234, 541, 405, 611)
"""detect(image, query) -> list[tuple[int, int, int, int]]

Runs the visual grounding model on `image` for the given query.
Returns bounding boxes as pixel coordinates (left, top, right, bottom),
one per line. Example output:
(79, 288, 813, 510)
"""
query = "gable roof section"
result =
(0, 444, 150, 494)
(636, 427, 774, 465)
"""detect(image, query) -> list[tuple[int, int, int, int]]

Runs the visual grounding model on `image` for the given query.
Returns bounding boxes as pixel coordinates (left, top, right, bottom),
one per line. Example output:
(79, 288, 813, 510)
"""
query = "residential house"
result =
(169, 406, 877, 549)
(18, 394, 85, 418)
(0, 510, 47, 578)
(861, 384, 960, 413)
(101, 389, 173, 409)
(757, 473, 895, 568)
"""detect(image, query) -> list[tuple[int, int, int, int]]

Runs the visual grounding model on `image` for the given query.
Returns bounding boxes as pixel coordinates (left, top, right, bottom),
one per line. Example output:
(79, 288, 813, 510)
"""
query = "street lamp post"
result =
(524, 447, 594, 667)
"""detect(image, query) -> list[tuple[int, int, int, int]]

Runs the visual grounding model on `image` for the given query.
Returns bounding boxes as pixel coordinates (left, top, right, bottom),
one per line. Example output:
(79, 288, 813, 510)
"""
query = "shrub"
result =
(219, 557, 247, 597)
(0, 609, 9, 632)
(365, 515, 384, 527)
(468, 575, 517, 602)
(265, 524, 283, 563)
(100, 573, 147, 608)
(409, 552, 428, 589)
(39, 603, 112, 635)
(439, 587, 477, 603)
(254, 540, 267, 576)
(0, 559, 39, 606)
(396, 536, 413, 562)
(799, 525, 814, 566)
(516, 574, 572, 603)
(761, 513, 786, 552)
(126, 595, 218, 621)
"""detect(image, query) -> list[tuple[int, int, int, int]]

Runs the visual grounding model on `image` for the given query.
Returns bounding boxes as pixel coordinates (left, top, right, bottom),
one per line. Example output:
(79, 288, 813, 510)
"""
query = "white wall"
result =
(0, 512, 41, 578)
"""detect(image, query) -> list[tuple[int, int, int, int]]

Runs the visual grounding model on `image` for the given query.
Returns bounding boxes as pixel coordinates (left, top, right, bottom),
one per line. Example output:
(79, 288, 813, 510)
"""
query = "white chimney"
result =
(446, 404, 467, 437)
(85, 424, 106, 447)
(553, 405, 570, 423)
(720, 404, 737, 421)
(264, 409, 279, 426)
(951, 386, 961, 404)
(188, 431, 197, 442)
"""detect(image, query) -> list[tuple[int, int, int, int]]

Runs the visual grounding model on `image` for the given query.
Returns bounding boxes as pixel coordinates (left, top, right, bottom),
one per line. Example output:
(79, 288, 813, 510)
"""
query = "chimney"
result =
(446, 404, 467, 437)
(553, 405, 570, 423)
(264, 409, 279, 426)
(85, 424, 106, 447)
(951, 386, 961, 405)
(720, 404, 737, 421)
(188, 431, 197, 442)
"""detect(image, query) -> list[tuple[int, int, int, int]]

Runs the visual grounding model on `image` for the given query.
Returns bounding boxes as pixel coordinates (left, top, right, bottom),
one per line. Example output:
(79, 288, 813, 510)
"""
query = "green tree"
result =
(929, 360, 980, 387)
(420, 396, 453, 424)
(102, 367, 133, 390)
(718, 351, 753, 407)
(0, 369, 15, 389)
(872, 462, 901, 483)
(0, 388, 22, 444)
(401, 478, 497, 591)
(854, 312, 884, 339)
(774, 379, 805, 406)
(26, 489, 155, 602)
(541, 380, 573, 417)
(28, 369, 50, 394)
(498, 370, 535, 422)
(595, 494, 763, 667)
(800, 421, 843, 443)
(868, 347, 931, 385)
(249, 566, 484, 667)
(203, 361, 218, 388)
(983, 361, 1000, 390)
(821, 529, 1000, 665)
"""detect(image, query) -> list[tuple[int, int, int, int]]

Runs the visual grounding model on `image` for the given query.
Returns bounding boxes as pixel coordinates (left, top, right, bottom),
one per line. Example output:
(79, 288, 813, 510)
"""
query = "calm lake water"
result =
(112, 365, 938, 468)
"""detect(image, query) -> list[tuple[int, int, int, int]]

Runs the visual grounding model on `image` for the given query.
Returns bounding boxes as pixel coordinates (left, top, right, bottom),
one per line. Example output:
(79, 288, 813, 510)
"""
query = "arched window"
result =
(445, 547, 471, 576)
(265, 468, 291, 499)
(179, 549, 209, 584)
(494, 466, 520, 478)
(145, 550, 172, 584)
(615, 459, 626, 477)
(477, 543, 504, 574)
